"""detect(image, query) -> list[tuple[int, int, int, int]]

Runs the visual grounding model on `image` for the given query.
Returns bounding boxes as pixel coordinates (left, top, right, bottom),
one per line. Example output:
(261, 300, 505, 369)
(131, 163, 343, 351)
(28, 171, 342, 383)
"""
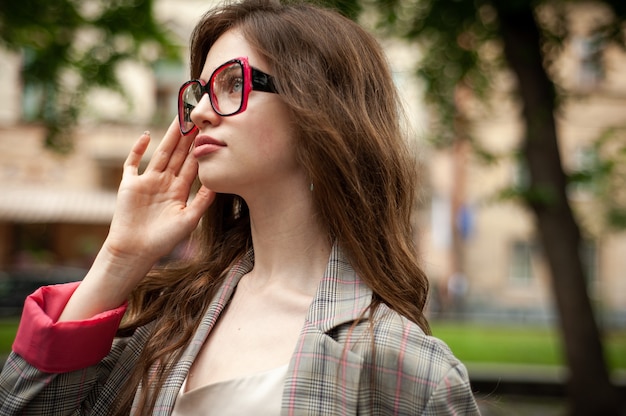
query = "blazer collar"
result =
(305, 243, 373, 332)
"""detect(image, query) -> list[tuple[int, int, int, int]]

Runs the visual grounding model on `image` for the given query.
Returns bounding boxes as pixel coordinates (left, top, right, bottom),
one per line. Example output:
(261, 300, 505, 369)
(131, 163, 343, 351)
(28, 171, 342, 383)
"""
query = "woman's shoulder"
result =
(366, 303, 464, 372)
(341, 304, 478, 412)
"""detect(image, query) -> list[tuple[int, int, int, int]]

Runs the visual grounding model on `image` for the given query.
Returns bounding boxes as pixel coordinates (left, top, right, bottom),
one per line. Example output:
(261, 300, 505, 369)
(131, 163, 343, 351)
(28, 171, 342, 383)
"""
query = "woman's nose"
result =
(190, 93, 221, 130)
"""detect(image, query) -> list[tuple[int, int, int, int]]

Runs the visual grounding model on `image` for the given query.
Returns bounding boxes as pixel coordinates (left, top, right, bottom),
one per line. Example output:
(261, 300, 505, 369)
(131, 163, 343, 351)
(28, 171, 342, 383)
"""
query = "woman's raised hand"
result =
(105, 118, 215, 264)
(59, 119, 215, 321)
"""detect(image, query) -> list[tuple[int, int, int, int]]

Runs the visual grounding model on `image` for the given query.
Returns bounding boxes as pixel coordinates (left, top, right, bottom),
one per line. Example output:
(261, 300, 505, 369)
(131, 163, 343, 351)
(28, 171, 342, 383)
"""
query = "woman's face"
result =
(189, 29, 301, 201)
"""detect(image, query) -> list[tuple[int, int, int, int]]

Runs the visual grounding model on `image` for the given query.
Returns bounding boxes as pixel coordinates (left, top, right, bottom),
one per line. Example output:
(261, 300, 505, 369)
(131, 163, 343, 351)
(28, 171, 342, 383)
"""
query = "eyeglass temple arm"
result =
(251, 68, 277, 93)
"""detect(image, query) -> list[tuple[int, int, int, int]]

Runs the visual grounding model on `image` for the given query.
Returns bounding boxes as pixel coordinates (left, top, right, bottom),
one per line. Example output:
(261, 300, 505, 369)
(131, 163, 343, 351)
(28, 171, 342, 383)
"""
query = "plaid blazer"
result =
(0, 245, 480, 415)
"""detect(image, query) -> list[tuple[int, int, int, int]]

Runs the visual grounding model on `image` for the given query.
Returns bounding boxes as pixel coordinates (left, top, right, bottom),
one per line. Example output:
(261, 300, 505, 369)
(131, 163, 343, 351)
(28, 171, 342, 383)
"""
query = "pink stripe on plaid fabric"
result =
(339, 325, 357, 416)
(286, 324, 308, 416)
(444, 372, 459, 415)
(393, 323, 411, 414)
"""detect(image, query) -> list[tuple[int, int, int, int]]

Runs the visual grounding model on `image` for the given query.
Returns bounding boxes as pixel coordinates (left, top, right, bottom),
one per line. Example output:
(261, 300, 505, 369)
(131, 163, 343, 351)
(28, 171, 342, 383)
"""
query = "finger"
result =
(166, 127, 196, 176)
(124, 131, 151, 175)
(177, 148, 199, 185)
(145, 117, 182, 173)
(185, 186, 216, 222)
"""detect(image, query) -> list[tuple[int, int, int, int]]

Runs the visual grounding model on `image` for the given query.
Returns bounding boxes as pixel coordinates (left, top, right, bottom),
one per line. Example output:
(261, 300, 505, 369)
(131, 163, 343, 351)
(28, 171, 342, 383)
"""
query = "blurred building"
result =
(0, 1, 624, 325)
(0, 0, 205, 269)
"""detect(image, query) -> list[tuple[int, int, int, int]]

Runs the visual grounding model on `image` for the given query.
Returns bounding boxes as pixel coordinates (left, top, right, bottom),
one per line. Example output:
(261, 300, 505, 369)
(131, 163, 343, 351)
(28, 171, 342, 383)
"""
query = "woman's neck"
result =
(244, 187, 331, 297)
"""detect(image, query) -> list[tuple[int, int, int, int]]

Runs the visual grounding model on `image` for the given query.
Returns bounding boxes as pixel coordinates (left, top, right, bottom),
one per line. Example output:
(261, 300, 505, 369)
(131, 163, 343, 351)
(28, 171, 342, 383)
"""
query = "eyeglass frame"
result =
(177, 56, 278, 136)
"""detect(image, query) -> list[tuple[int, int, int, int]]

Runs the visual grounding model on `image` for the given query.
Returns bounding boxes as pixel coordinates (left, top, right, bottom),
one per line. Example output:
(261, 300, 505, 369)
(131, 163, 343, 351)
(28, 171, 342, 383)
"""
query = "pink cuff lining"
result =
(12, 282, 128, 374)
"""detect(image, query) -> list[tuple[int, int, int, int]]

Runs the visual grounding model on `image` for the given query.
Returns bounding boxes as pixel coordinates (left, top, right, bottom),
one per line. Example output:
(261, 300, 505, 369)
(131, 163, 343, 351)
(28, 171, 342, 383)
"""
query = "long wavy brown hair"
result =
(115, 0, 430, 413)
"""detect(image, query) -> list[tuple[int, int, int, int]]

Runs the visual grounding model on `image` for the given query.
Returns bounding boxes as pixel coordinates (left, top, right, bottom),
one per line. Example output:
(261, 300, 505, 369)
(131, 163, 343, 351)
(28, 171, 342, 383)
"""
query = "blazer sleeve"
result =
(365, 309, 481, 415)
(422, 360, 481, 415)
(0, 283, 128, 415)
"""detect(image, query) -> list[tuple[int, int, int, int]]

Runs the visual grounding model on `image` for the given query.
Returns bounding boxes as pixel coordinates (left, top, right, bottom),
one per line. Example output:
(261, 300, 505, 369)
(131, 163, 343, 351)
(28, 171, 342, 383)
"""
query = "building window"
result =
(568, 146, 599, 198)
(153, 59, 185, 126)
(12, 223, 55, 266)
(509, 240, 534, 284)
(572, 34, 604, 91)
(21, 82, 44, 122)
(511, 159, 530, 190)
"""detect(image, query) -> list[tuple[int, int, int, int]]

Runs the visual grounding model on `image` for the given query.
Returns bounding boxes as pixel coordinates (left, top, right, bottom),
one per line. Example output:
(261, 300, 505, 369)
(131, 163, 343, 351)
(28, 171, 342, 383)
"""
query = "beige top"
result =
(171, 364, 289, 416)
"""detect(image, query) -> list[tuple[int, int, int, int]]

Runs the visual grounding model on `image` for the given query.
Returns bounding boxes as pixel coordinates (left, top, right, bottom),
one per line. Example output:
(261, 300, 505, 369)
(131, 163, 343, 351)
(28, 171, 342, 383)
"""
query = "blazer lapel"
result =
(283, 243, 373, 415)
(138, 251, 255, 415)
(309, 243, 373, 332)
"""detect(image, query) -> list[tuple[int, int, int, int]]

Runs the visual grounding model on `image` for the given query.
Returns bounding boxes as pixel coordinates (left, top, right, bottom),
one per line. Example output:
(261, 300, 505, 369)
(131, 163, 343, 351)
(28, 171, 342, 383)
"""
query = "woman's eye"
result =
(230, 77, 243, 93)
(214, 64, 244, 96)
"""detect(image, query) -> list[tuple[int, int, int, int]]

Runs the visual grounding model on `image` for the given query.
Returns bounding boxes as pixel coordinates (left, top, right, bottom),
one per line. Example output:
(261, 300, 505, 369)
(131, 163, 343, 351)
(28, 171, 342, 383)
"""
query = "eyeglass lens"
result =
(179, 61, 245, 134)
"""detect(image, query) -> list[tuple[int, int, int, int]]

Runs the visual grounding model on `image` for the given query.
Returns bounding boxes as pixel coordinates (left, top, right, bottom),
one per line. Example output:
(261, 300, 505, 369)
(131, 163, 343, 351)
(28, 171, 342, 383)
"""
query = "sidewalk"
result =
(468, 363, 626, 415)
(469, 362, 569, 397)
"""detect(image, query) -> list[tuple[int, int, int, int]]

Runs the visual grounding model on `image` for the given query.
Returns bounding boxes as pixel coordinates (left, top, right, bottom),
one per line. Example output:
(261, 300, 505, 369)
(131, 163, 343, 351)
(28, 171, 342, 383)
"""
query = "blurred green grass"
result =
(431, 321, 626, 370)
(0, 318, 19, 355)
(1, 318, 625, 371)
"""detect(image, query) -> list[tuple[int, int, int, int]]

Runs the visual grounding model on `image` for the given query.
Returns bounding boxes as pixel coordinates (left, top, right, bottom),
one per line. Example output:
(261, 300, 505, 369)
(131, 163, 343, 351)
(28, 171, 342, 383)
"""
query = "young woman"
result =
(0, 0, 480, 414)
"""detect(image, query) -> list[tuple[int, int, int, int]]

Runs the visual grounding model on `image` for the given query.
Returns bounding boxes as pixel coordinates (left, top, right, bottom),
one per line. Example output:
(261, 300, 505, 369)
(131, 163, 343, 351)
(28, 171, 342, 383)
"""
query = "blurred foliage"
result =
(569, 126, 626, 230)
(496, 130, 626, 232)
(363, 0, 625, 145)
(0, 0, 179, 152)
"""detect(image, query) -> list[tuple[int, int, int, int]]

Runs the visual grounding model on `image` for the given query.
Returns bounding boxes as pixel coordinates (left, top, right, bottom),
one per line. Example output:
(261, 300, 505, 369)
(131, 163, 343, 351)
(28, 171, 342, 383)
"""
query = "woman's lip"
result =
(193, 135, 226, 158)
(195, 135, 226, 147)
